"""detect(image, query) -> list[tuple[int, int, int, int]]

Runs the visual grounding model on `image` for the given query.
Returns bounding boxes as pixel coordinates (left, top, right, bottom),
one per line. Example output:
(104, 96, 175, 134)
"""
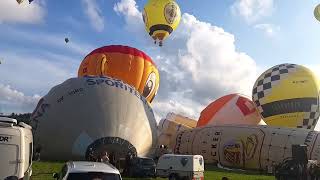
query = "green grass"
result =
(31, 161, 275, 180)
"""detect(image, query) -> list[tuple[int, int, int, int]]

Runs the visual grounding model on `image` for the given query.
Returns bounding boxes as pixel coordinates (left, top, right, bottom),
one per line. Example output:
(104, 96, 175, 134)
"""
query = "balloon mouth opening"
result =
(85, 137, 137, 162)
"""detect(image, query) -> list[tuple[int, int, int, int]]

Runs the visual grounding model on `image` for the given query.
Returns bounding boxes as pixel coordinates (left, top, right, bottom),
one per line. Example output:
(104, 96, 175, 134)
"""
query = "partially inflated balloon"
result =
(143, 0, 181, 46)
(252, 63, 320, 129)
(30, 76, 158, 160)
(314, 4, 320, 22)
(78, 45, 160, 103)
(174, 125, 320, 167)
(197, 94, 265, 127)
(157, 113, 197, 150)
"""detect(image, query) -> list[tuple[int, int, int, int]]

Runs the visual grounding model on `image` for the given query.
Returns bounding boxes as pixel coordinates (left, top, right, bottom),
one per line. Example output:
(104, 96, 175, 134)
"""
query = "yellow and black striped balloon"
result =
(252, 63, 320, 130)
(143, 0, 181, 46)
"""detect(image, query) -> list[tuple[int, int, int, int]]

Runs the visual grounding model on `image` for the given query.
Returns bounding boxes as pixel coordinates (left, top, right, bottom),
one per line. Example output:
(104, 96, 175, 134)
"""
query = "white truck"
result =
(156, 154, 204, 180)
(0, 117, 33, 180)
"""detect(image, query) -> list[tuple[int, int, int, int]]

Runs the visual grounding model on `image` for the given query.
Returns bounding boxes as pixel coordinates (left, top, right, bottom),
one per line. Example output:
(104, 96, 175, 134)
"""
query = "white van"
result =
(0, 117, 33, 180)
(53, 161, 122, 180)
(156, 154, 204, 180)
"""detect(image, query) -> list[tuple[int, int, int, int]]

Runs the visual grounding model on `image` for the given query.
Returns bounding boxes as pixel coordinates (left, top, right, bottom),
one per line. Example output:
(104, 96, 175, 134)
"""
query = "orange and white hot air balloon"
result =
(197, 94, 266, 127)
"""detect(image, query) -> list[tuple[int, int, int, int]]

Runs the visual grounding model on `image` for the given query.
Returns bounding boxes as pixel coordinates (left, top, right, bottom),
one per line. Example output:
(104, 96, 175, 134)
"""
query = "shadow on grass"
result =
(205, 164, 273, 176)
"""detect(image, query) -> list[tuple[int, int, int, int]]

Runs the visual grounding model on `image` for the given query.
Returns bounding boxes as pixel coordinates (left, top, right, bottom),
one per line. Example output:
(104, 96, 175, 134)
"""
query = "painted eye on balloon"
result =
(142, 72, 156, 99)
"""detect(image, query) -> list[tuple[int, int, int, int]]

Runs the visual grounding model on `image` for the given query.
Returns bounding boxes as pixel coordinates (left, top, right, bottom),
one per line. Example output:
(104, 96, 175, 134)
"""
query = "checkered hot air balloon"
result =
(252, 63, 320, 130)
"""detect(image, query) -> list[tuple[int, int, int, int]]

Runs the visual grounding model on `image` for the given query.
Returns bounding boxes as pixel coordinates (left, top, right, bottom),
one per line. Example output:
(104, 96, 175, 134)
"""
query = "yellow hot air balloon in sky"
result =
(143, 0, 181, 46)
(314, 4, 320, 22)
(252, 63, 320, 130)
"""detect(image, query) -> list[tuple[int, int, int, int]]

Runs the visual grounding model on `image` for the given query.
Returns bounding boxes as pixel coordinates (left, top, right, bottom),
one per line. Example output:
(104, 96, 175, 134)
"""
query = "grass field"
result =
(31, 161, 275, 180)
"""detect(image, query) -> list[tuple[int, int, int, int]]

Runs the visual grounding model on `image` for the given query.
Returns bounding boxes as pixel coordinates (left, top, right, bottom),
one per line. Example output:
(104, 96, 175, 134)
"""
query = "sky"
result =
(0, 0, 320, 128)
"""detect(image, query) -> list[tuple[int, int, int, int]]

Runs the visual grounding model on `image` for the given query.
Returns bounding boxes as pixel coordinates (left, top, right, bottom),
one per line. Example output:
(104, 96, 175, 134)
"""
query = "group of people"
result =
(154, 144, 172, 162)
(87, 149, 116, 166)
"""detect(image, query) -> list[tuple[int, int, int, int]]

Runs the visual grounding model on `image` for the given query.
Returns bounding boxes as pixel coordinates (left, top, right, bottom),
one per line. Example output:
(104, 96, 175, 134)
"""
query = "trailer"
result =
(0, 117, 33, 180)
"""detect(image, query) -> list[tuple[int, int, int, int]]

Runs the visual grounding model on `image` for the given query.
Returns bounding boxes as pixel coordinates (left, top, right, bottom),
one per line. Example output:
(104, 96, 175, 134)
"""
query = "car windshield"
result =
(142, 159, 155, 165)
(66, 172, 121, 180)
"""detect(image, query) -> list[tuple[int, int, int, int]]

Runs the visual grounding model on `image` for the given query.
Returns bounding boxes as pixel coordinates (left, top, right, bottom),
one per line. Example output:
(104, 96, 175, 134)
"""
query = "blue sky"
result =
(0, 0, 320, 126)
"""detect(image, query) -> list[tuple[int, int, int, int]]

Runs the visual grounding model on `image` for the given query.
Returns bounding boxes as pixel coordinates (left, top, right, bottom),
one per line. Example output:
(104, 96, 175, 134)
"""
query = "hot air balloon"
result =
(157, 113, 197, 150)
(16, 0, 24, 4)
(16, 0, 33, 4)
(197, 94, 266, 127)
(314, 4, 320, 22)
(143, 0, 181, 46)
(174, 124, 320, 168)
(30, 76, 158, 161)
(252, 63, 320, 129)
(78, 45, 160, 103)
(65, 38, 69, 43)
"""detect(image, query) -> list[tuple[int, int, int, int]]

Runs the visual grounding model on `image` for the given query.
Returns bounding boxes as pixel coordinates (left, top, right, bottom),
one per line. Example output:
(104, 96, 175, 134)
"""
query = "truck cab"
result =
(127, 157, 156, 178)
(0, 117, 33, 180)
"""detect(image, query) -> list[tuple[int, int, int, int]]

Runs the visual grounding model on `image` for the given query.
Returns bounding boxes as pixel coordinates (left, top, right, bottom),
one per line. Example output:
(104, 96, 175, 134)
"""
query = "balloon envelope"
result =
(16, 0, 24, 4)
(252, 63, 320, 129)
(78, 45, 159, 103)
(314, 4, 320, 22)
(143, 0, 181, 46)
(174, 124, 320, 169)
(197, 94, 265, 127)
(157, 113, 197, 150)
(30, 76, 158, 160)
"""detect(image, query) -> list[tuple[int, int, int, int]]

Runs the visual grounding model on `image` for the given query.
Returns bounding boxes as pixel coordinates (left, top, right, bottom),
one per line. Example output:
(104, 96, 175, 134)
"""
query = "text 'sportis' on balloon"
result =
(30, 77, 158, 161)
(197, 94, 266, 127)
(143, 0, 181, 46)
(252, 63, 320, 129)
(78, 45, 160, 103)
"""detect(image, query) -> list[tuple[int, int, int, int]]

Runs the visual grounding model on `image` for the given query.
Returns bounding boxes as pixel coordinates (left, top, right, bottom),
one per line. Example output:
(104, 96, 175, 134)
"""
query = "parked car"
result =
(127, 157, 156, 178)
(0, 117, 33, 180)
(53, 161, 122, 180)
(156, 154, 204, 180)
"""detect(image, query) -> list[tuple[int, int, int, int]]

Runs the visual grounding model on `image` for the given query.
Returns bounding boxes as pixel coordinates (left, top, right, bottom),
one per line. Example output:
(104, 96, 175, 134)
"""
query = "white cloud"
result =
(153, 98, 205, 122)
(82, 0, 104, 32)
(0, 26, 94, 56)
(0, 84, 41, 114)
(231, 0, 274, 23)
(113, 0, 152, 43)
(0, 27, 95, 114)
(114, 1, 259, 121)
(0, 0, 46, 24)
(114, 0, 141, 20)
(254, 23, 280, 37)
(0, 50, 78, 98)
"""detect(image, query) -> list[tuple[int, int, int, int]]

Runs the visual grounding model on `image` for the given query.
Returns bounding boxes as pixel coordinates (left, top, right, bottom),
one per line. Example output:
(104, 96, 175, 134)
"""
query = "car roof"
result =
(161, 154, 203, 158)
(66, 161, 120, 174)
(133, 157, 154, 160)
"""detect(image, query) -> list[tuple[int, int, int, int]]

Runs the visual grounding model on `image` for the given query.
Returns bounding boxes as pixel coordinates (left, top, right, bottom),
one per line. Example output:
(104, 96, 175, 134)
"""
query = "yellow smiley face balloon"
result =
(78, 45, 160, 103)
(143, 0, 181, 46)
